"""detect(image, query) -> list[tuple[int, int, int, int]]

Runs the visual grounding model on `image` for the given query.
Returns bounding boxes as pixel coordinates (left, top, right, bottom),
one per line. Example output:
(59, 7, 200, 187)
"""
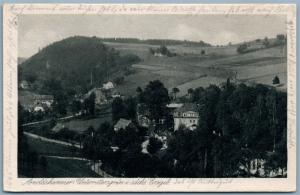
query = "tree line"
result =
(82, 80, 287, 177)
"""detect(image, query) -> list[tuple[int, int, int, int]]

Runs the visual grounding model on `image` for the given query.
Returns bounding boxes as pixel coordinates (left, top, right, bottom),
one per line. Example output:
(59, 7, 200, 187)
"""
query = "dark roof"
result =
(114, 118, 132, 130)
(34, 95, 54, 100)
(175, 103, 198, 113)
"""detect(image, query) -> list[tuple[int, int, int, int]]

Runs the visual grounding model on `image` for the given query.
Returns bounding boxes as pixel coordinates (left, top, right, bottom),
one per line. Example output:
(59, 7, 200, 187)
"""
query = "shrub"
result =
(237, 43, 248, 54)
(273, 76, 280, 85)
(147, 137, 163, 154)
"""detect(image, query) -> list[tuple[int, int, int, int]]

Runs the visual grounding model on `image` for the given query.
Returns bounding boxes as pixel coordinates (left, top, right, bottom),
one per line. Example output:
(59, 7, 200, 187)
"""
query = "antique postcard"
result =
(3, 4, 296, 192)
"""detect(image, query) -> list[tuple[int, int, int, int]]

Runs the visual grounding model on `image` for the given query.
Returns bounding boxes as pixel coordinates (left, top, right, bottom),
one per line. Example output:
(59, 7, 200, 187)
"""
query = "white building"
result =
(103, 81, 114, 90)
(173, 103, 199, 131)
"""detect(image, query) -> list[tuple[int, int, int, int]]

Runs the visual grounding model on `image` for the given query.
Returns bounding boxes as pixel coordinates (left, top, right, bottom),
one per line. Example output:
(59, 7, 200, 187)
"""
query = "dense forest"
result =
(18, 79, 287, 177)
(78, 80, 287, 177)
(18, 36, 141, 95)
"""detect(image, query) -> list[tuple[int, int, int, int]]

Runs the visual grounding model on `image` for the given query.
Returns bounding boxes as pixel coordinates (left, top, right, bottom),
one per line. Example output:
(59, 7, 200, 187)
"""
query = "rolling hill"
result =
(19, 35, 287, 98)
(19, 36, 140, 94)
(101, 37, 287, 96)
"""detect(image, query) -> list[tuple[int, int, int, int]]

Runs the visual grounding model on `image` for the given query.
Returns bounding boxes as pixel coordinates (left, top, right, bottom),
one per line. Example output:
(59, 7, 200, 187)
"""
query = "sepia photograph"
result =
(3, 4, 296, 192)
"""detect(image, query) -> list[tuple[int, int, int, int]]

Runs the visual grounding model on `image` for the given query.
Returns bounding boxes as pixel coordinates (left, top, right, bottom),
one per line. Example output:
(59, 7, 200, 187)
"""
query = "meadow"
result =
(105, 41, 287, 97)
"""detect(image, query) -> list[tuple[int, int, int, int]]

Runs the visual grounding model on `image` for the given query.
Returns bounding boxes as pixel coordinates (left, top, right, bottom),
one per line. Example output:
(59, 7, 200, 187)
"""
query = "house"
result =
(114, 118, 133, 132)
(173, 103, 199, 131)
(33, 95, 54, 108)
(85, 88, 107, 105)
(19, 80, 30, 89)
(103, 81, 114, 90)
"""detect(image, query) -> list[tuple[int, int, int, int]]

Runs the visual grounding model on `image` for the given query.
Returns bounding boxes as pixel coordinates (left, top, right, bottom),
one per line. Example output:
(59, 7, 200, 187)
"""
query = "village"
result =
(17, 29, 287, 178)
(18, 72, 286, 178)
(19, 78, 200, 148)
(19, 74, 214, 177)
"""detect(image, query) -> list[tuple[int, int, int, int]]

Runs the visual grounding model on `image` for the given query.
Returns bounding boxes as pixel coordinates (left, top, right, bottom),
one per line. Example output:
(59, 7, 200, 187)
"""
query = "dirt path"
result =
(21, 115, 77, 127)
(46, 155, 87, 161)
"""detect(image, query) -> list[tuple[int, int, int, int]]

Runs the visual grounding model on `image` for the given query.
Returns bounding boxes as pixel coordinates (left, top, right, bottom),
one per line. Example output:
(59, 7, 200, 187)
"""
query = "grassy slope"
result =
(34, 157, 99, 178)
(52, 115, 112, 133)
(27, 136, 81, 157)
(105, 41, 286, 97)
(24, 135, 100, 177)
(22, 156, 99, 178)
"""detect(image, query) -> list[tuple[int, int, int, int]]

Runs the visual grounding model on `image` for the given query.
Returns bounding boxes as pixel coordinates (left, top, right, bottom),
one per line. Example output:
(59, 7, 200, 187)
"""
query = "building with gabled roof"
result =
(114, 118, 133, 132)
(173, 103, 199, 131)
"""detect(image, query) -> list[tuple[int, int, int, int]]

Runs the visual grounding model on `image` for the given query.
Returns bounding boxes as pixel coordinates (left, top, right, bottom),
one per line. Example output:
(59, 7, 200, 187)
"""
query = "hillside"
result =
(19, 35, 287, 98)
(19, 36, 140, 94)
(102, 37, 287, 97)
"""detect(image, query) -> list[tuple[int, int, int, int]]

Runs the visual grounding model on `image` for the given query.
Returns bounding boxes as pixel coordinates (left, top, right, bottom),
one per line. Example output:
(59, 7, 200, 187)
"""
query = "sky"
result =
(18, 14, 286, 58)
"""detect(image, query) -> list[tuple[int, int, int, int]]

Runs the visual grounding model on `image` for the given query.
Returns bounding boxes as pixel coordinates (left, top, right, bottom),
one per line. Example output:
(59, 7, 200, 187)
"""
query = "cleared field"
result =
(27, 136, 81, 157)
(236, 63, 287, 87)
(27, 156, 99, 178)
(176, 76, 227, 96)
(52, 115, 112, 133)
(41, 157, 98, 177)
(104, 41, 238, 57)
(107, 41, 287, 97)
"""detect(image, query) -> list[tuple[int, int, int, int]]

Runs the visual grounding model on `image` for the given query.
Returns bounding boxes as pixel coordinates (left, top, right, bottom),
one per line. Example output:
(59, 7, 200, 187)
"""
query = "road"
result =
(21, 111, 112, 127)
(21, 115, 77, 127)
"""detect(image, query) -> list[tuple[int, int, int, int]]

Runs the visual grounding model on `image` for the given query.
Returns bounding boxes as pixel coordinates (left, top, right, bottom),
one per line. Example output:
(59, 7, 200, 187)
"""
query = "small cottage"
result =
(114, 118, 133, 132)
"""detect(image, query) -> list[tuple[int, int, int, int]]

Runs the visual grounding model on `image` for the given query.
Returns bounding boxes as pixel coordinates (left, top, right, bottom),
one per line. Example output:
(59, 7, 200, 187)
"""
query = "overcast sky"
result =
(18, 14, 286, 57)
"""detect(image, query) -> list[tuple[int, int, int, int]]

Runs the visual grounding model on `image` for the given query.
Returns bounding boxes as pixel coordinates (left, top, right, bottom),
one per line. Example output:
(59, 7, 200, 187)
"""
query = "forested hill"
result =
(19, 36, 140, 94)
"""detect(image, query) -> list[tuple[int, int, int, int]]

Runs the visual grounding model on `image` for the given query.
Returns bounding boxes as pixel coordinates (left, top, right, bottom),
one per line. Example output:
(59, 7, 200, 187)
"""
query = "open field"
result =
(105, 41, 286, 97)
(26, 136, 81, 157)
(52, 115, 112, 133)
(24, 156, 99, 178)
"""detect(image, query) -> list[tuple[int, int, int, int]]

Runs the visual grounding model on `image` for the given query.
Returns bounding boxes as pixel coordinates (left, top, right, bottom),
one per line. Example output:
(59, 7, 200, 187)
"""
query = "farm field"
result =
(21, 156, 99, 178)
(37, 157, 98, 177)
(105, 41, 287, 97)
(52, 115, 112, 134)
(26, 136, 81, 157)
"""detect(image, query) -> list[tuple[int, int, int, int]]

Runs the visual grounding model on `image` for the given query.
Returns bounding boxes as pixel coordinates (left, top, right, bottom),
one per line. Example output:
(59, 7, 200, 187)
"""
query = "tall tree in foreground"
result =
(140, 80, 170, 125)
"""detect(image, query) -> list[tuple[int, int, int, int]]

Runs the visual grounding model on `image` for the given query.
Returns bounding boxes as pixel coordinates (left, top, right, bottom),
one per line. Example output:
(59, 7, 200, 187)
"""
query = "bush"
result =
(273, 76, 280, 85)
(237, 43, 248, 54)
(114, 76, 125, 85)
(147, 137, 163, 154)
